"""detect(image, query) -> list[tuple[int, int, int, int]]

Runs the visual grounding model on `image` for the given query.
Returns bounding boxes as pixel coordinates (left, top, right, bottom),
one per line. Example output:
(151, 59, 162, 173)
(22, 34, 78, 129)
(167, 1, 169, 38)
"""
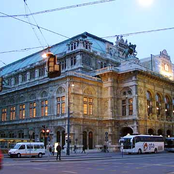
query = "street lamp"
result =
(66, 81, 74, 155)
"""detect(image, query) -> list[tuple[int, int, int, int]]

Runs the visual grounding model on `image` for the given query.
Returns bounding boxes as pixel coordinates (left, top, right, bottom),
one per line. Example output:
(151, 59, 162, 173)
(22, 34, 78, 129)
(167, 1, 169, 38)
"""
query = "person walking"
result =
(46, 143, 52, 161)
(81, 145, 86, 153)
(52, 144, 55, 156)
(74, 144, 77, 153)
(56, 143, 61, 161)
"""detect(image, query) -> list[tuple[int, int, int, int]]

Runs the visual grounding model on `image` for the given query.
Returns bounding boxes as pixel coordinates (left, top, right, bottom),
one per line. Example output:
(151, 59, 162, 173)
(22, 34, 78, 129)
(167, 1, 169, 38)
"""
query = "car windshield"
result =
(13, 144, 21, 149)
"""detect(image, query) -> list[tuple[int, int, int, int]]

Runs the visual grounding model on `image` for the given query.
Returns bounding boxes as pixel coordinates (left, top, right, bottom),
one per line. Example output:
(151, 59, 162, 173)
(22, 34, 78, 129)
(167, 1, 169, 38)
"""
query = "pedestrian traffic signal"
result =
(0, 77, 3, 92)
(47, 53, 61, 78)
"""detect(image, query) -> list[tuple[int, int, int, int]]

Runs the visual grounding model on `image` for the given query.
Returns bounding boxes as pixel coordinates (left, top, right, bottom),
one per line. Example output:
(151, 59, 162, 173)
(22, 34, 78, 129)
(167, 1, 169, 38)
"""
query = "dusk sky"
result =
(0, 0, 173, 68)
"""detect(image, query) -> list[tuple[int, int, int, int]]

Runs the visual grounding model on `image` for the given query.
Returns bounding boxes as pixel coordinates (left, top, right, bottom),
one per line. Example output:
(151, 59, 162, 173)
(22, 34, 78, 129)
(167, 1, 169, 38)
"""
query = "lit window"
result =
(19, 104, 25, 119)
(10, 106, 16, 120)
(83, 97, 93, 115)
(41, 100, 48, 116)
(1, 108, 7, 121)
(30, 102, 36, 118)
(57, 96, 65, 115)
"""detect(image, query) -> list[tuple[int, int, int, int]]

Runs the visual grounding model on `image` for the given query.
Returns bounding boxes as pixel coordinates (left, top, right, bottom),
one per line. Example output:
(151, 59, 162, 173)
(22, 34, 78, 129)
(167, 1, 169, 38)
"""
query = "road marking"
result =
(62, 171, 77, 174)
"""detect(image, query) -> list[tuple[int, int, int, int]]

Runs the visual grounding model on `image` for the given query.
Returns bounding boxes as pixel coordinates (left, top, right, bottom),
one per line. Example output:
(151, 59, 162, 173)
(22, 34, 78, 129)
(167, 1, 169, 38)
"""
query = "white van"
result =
(8, 142, 45, 158)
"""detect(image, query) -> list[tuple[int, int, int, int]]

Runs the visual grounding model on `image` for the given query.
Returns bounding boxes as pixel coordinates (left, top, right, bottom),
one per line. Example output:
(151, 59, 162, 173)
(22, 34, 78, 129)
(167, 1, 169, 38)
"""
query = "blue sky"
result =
(0, 0, 173, 68)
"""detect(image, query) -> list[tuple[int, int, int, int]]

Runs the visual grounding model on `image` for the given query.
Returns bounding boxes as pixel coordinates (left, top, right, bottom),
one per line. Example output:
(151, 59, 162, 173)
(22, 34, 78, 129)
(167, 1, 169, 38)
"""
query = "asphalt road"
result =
(1, 152, 174, 174)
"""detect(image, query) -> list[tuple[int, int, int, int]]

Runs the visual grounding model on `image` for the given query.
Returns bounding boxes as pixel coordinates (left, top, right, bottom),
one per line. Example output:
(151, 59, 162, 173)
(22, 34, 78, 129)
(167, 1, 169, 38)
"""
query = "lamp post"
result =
(66, 80, 74, 155)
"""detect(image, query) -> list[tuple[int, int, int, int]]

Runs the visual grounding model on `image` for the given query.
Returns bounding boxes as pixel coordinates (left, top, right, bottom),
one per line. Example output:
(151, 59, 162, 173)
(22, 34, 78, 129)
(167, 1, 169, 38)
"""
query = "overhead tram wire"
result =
(24, 1, 45, 49)
(1, 26, 174, 55)
(23, 0, 49, 48)
(103, 27, 174, 38)
(0, 0, 116, 18)
(0, 46, 46, 54)
(0, 11, 69, 39)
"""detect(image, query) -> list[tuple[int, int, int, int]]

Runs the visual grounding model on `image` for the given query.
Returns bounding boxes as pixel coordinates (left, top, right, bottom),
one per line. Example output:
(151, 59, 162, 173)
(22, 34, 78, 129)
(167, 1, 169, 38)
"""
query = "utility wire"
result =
(23, 0, 49, 48)
(103, 27, 174, 38)
(0, 0, 115, 18)
(0, 26, 174, 54)
(0, 11, 69, 39)
(0, 46, 45, 54)
(24, 1, 45, 49)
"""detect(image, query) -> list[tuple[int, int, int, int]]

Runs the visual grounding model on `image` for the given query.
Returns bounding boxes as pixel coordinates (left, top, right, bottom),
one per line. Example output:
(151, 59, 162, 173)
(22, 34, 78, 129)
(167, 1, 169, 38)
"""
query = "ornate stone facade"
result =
(0, 32, 174, 150)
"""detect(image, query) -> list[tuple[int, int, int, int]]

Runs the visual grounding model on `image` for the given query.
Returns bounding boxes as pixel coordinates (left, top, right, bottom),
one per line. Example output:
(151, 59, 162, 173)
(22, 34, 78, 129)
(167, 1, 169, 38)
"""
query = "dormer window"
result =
(68, 40, 79, 51)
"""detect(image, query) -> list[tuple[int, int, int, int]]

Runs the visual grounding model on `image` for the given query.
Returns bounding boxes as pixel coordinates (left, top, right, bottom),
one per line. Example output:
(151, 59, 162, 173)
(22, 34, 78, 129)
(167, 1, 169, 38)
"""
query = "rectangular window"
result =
(10, 106, 16, 120)
(83, 103, 87, 115)
(22, 72, 27, 82)
(122, 100, 126, 116)
(14, 75, 19, 85)
(129, 98, 133, 115)
(57, 96, 65, 115)
(71, 56, 76, 66)
(2, 108, 7, 121)
(30, 102, 36, 118)
(89, 98, 93, 115)
(39, 65, 45, 77)
(61, 60, 66, 70)
(41, 100, 48, 116)
(83, 97, 93, 115)
(19, 104, 25, 119)
(30, 69, 35, 80)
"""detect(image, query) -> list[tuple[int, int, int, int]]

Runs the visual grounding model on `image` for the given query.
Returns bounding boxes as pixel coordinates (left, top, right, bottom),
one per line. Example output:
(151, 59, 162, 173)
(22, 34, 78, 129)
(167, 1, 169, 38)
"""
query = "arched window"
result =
(156, 93, 161, 118)
(146, 91, 153, 116)
(56, 87, 66, 116)
(165, 96, 170, 117)
(121, 89, 133, 116)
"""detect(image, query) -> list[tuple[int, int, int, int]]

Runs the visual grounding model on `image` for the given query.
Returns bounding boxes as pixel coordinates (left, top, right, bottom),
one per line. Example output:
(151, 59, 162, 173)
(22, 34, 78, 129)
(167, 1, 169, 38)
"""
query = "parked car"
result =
(0, 149, 3, 170)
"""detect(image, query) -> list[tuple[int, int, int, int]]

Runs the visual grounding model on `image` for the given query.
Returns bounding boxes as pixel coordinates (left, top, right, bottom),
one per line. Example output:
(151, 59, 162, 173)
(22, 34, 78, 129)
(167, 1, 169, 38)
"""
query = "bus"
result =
(119, 135, 164, 154)
(165, 137, 174, 152)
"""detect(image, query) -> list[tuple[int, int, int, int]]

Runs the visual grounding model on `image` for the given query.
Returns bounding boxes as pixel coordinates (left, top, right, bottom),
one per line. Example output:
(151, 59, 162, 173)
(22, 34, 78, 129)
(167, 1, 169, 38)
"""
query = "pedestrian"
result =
(103, 145, 106, 152)
(81, 145, 86, 153)
(56, 143, 61, 161)
(46, 143, 52, 160)
(52, 144, 54, 156)
(74, 144, 77, 153)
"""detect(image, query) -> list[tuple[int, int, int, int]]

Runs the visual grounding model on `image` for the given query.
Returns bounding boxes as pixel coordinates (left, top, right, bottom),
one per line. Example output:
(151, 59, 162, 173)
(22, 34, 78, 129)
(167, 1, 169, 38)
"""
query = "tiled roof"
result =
(0, 32, 112, 76)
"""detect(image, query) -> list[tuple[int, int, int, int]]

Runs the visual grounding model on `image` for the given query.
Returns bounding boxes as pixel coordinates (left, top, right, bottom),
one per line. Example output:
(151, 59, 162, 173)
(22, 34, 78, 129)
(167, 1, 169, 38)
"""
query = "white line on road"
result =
(62, 171, 77, 174)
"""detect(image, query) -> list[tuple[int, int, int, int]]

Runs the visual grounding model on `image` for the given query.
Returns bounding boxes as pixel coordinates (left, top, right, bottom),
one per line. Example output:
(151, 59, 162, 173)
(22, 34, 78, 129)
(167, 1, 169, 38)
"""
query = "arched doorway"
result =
(120, 127, 133, 137)
(148, 128, 154, 135)
(83, 131, 87, 149)
(158, 129, 163, 135)
(167, 130, 171, 137)
(56, 130, 65, 149)
(89, 131, 93, 149)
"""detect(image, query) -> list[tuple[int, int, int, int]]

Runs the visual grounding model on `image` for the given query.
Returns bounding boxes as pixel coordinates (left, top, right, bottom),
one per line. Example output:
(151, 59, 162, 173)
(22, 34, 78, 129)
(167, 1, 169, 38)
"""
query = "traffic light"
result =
(0, 77, 3, 92)
(47, 54, 61, 78)
(41, 125, 50, 136)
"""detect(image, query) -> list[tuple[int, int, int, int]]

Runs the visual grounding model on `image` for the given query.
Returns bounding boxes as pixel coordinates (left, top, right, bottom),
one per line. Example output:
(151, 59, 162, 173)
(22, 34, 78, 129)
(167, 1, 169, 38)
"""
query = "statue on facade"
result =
(123, 43, 137, 58)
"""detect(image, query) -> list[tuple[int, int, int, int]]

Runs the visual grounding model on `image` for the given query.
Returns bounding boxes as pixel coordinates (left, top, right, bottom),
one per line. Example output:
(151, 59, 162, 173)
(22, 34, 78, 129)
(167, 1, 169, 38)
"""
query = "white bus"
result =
(165, 137, 174, 152)
(119, 135, 164, 154)
(8, 142, 45, 158)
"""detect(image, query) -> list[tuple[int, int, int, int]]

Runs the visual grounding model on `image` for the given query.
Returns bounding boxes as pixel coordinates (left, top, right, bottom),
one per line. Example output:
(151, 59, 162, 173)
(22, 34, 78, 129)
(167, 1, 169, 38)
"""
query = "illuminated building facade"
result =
(0, 32, 174, 150)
